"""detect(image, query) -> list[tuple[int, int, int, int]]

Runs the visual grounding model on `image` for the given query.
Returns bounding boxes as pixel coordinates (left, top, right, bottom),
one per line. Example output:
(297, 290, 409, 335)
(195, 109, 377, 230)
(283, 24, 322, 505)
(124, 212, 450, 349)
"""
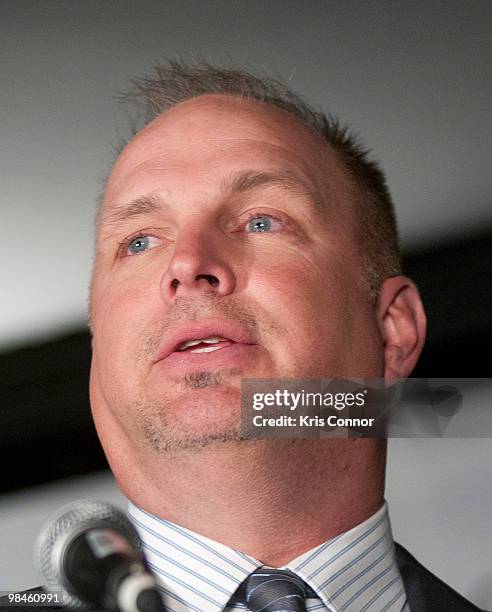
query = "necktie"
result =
(235, 567, 318, 612)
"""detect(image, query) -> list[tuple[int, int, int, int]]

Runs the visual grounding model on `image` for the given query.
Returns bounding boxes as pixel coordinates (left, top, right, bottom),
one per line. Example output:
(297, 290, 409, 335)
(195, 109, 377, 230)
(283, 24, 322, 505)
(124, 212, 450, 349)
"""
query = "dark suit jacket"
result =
(0, 543, 485, 611)
(394, 543, 484, 611)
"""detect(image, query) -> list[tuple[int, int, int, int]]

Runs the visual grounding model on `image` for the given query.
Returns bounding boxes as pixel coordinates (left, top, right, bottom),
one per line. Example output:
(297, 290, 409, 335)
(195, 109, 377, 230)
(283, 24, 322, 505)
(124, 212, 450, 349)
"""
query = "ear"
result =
(377, 276, 427, 382)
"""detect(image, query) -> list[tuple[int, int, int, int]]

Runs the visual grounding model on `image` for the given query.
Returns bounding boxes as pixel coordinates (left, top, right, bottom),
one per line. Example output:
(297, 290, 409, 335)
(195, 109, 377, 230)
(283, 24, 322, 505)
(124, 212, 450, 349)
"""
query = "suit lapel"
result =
(395, 542, 481, 611)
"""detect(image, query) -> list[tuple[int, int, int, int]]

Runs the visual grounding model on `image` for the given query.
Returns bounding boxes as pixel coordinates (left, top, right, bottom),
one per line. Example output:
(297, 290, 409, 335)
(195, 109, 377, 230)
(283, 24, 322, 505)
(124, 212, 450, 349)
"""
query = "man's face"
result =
(90, 94, 384, 454)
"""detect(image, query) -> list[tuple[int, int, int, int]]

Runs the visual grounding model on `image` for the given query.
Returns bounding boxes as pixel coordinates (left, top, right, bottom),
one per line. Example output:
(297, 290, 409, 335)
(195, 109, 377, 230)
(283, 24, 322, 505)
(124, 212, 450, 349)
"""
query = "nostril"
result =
(197, 274, 219, 287)
(171, 279, 179, 290)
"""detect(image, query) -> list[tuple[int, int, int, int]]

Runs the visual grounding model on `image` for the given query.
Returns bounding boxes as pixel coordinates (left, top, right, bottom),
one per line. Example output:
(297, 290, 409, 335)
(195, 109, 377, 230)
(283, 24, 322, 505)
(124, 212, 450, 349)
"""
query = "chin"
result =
(135, 384, 240, 432)
(141, 414, 243, 454)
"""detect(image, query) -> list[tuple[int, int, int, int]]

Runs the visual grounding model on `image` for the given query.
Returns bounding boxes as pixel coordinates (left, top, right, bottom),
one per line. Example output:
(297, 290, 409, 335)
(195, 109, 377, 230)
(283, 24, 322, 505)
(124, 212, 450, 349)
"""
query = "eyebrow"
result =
(104, 193, 163, 229)
(222, 169, 325, 217)
(103, 169, 325, 230)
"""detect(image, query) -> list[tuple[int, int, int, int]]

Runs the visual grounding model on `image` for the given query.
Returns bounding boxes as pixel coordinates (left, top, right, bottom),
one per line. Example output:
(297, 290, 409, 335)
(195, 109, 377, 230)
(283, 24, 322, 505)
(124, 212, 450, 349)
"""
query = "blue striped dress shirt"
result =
(128, 501, 409, 612)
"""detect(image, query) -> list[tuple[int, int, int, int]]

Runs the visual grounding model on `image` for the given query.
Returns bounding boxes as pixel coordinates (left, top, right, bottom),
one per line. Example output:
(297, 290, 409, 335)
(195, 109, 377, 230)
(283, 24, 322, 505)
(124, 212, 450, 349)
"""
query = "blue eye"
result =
(246, 215, 275, 232)
(124, 234, 161, 256)
(128, 236, 150, 254)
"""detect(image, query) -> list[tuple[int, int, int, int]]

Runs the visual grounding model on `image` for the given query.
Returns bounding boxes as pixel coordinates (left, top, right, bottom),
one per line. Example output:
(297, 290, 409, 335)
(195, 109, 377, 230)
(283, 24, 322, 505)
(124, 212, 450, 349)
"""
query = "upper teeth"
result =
(177, 336, 228, 351)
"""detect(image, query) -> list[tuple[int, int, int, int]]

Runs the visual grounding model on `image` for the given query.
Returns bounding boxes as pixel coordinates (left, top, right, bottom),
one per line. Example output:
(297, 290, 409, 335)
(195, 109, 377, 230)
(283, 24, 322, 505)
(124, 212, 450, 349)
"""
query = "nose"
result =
(160, 228, 236, 302)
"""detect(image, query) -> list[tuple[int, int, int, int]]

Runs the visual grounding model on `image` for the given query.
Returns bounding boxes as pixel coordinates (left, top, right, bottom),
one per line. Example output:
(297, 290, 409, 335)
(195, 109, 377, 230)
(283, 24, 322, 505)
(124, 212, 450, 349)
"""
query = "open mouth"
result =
(155, 323, 257, 366)
(175, 336, 235, 354)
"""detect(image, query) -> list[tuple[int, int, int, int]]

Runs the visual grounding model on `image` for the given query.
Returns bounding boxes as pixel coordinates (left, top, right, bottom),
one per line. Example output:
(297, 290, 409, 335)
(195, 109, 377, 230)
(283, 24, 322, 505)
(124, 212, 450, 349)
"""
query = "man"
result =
(84, 61, 484, 611)
(3, 61, 479, 611)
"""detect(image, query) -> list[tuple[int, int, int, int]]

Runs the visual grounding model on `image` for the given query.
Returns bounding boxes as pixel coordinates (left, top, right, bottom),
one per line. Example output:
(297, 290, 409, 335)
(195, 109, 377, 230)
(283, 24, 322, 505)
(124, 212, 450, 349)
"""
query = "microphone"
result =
(34, 500, 165, 612)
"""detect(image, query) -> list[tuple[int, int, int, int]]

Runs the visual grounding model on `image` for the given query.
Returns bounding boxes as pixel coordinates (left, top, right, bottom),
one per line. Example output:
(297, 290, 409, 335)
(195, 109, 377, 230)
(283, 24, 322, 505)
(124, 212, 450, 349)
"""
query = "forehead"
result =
(102, 94, 353, 218)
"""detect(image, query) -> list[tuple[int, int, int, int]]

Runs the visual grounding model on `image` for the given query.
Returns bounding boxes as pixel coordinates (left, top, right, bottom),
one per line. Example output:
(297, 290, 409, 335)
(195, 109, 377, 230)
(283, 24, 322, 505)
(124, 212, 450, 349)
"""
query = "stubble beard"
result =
(134, 367, 245, 454)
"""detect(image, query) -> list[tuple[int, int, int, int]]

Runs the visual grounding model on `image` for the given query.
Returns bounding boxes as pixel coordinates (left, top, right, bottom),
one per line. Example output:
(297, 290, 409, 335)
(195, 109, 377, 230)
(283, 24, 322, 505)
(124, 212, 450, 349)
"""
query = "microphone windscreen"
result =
(34, 499, 142, 609)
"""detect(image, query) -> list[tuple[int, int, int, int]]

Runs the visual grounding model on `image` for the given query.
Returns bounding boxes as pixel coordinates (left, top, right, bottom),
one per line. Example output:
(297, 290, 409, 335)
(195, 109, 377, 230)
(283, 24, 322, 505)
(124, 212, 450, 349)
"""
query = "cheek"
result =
(94, 266, 159, 326)
(250, 245, 350, 319)
(249, 254, 348, 353)
(91, 273, 158, 378)
(248, 247, 380, 376)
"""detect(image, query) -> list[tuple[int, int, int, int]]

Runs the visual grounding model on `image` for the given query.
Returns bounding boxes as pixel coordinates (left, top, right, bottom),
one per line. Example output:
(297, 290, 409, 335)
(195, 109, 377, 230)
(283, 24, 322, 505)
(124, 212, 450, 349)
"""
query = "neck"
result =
(118, 438, 386, 566)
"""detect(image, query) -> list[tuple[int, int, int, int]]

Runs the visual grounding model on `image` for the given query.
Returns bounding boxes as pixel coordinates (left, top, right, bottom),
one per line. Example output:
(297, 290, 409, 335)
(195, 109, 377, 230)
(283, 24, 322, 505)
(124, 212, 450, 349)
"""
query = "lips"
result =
(154, 321, 257, 363)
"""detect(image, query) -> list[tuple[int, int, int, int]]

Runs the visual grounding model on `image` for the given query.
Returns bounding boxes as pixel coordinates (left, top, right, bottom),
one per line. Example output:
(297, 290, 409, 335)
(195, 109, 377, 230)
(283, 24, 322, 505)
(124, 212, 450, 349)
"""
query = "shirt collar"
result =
(128, 503, 260, 611)
(128, 501, 407, 612)
(285, 501, 407, 611)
